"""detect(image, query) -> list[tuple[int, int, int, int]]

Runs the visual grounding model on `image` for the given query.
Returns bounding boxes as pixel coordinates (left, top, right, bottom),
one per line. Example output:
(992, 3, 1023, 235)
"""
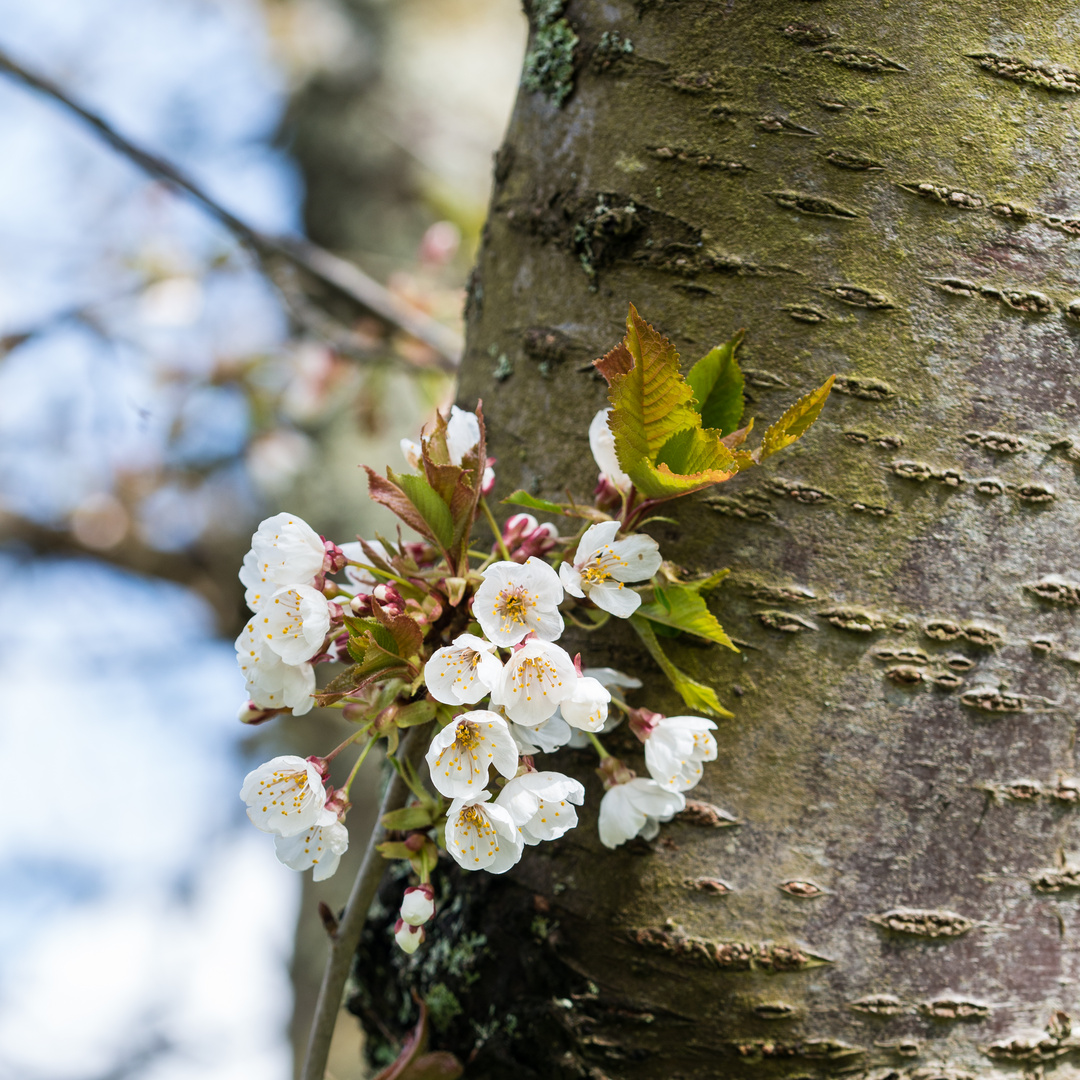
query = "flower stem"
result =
(300, 726, 427, 1080)
(347, 561, 416, 591)
(480, 496, 512, 561)
(587, 731, 612, 759)
(323, 726, 369, 762)
(341, 735, 377, 796)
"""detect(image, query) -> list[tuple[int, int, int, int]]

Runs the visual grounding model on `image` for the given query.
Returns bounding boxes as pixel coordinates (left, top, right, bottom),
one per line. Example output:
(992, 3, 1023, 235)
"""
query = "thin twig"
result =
(0, 45, 463, 370)
(301, 727, 427, 1080)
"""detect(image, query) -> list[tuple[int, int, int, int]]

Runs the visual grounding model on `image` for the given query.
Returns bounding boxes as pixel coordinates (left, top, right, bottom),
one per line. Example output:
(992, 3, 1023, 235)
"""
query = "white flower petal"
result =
(425, 711, 519, 799)
(573, 521, 621, 567)
(644, 716, 718, 792)
(249, 512, 326, 589)
(510, 713, 573, 755)
(588, 580, 641, 618)
(589, 408, 631, 490)
(261, 584, 331, 664)
(559, 676, 611, 732)
(597, 778, 684, 848)
(559, 561, 585, 598)
(474, 558, 565, 646)
(497, 771, 585, 845)
(240, 756, 328, 837)
(274, 818, 348, 880)
(491, 640, 576, 726)
(446, 405, 481, 465)
(445, 794, 524, 873)
(583, 667, 643, 690)
(425, 635, 504, 706)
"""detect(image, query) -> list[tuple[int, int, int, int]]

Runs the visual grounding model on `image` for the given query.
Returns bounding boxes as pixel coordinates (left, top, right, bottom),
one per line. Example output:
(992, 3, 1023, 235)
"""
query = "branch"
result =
(0, 45, 463, 371)
(301, 727, 427, 1080)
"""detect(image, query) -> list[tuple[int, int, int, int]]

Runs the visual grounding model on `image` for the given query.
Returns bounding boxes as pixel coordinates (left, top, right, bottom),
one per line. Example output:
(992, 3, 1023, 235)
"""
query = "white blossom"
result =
(425, 710, 519, 799)
(445, 405, 481, 464)
(589, 408, 631, 490)
(598, 778, 685, 849)
(400, 885, 435, 927)
(644, 715, 718, 792)
(474, 558, 564, 646)
(559, 521, 661, 618)
(491, 638, 577, 726)
(496, 771, 585, 845)
(338, 539, 390, 594)
(259, 584, 331, 664)
(559, 675, 611, 732)
(424, 634, 503, 706)
(445, 792, 524, 873)
(395, 920, 424, 954)
(510, 712, 573, 755)
(235, 621, 315, 715)
(240, 512, 326, 612)
(240, 755, 328, 836)
(274, 815, 348, 880)
(566, 667, 640, 747)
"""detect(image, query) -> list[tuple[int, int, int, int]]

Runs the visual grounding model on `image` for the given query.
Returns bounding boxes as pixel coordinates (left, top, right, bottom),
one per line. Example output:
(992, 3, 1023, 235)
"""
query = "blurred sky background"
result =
(0, 0, 525, 1076)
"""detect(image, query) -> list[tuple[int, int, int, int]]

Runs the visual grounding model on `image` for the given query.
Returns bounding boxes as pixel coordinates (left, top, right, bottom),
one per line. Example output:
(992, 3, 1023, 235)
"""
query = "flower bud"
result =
(593, 474, 623, 513)
(238, 700, 282, 725)
(394, 918, 424, 954)
(400, 884, 435, 926)
(350, 592, 373, 615)
(323, 540, 347, 574)
(306, 755, 331, 782)
(323, 786, 350, 820)
(372, 584, 405, 615)
(596, 755, 636, 790)
(481, 457, 496, 496)
(628, 707, 663, 742)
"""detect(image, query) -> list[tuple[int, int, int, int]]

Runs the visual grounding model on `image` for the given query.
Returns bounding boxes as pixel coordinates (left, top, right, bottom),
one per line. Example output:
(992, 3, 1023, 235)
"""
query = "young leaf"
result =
(372, 601, 425, 658)
(637, 585, 739, 651)
(365, 468, 443, 548)
(381, 805, 436, 831)
(755, 375, 836, 462)
(390, 470, 455, 550)
(395, 699, 437, 727)
(686, 331, 745, 435)
(630, 615, 734, 718)
(502, 490, 566, 516)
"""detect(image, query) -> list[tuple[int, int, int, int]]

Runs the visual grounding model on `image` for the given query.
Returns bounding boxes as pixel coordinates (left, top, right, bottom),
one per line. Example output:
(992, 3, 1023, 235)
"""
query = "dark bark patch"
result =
(824, 147, 885, 170)
(770, 190, 859, 218)
(522, 327, 578, 370)
(627, 927, 831, 970)
(1026, 575, 1080, 605)
(1031, 867, 1080, 893)
(757, 609, 817, 632)
(868, 908, 973, 938)
(783, 303, 828, 322)
(963, 430, 1026, 453)
(757, 115, 820, 136)
(898, 182, 985, 210)
(849, 994, 906, 1016)
(778, 880, 825, 898)
(752, 1001, 796, 1019)
(750, 583, 816, 603)
(650, 145, 750, 172)
(781, 22, 836, 46)
(1015, 482, 1055, 504)
(920, 998, 991, 1021)
(703, 495, 776, 521)
(818, 606, 888, 632)
(767, 478, 834, 503)
(817, 45, 908, 72)
(959, 687, 1026, 712)
(819, 285, 895, 310)
(969, 53, 1080, 93)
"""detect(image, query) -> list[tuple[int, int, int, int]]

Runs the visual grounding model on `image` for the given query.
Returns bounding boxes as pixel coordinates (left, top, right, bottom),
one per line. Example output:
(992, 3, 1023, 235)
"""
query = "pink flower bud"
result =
(394, 918, 424, 954)
(372, 584, 405, 615)
(238, 701, 282, 725)
(629, 708, 663, 743)
(593, 474, 623, 513)
(403, 541, 434, 566)
(306, 755, 331, 782)
(323, 786, 351, 820)
(322, 540, 347, 574)
(400, 884, 435, 926)
(596, 755, 636, 790)
(350, 593, 372, 616)
(403, 831, 427, 853)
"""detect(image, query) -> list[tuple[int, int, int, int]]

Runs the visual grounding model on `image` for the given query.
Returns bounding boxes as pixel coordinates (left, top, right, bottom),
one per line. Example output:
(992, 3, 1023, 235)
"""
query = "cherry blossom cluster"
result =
(235, 404, 721, 952)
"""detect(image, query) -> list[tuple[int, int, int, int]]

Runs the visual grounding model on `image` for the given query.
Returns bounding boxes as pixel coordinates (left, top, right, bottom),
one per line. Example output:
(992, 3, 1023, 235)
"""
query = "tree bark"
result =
(354, 2, 1080, 1076)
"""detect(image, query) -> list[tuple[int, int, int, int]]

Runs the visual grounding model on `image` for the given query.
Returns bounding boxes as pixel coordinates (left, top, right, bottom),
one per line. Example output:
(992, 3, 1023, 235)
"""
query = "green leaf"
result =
(630, 614, 734, 718)
(395, 699, 437, 727)
(686, 332, 745, 435)
(637, 585, 739, 651)
(391, 470, 455, 550)
(755, 375, 836, 462)
(501, 490, 566, 516)
(381, 805, 436, 830)
(345, 615, 397, 655)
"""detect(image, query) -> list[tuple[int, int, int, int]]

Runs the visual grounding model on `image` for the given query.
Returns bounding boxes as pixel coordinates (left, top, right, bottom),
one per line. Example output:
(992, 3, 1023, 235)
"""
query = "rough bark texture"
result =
(355, 2, 1080, 1077)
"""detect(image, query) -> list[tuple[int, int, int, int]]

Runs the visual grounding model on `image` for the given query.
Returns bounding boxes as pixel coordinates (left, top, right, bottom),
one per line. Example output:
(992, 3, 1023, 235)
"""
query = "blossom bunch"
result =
(234, 306, 833, 954)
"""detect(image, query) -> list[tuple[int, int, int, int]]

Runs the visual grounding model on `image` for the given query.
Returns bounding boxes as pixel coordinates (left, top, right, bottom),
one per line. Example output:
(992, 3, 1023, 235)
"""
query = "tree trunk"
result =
(353, 3, 1080, 1076)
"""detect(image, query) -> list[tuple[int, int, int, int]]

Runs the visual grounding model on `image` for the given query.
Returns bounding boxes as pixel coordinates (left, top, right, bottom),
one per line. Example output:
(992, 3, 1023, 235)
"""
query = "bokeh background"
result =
(0, 0, 525, 1075)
